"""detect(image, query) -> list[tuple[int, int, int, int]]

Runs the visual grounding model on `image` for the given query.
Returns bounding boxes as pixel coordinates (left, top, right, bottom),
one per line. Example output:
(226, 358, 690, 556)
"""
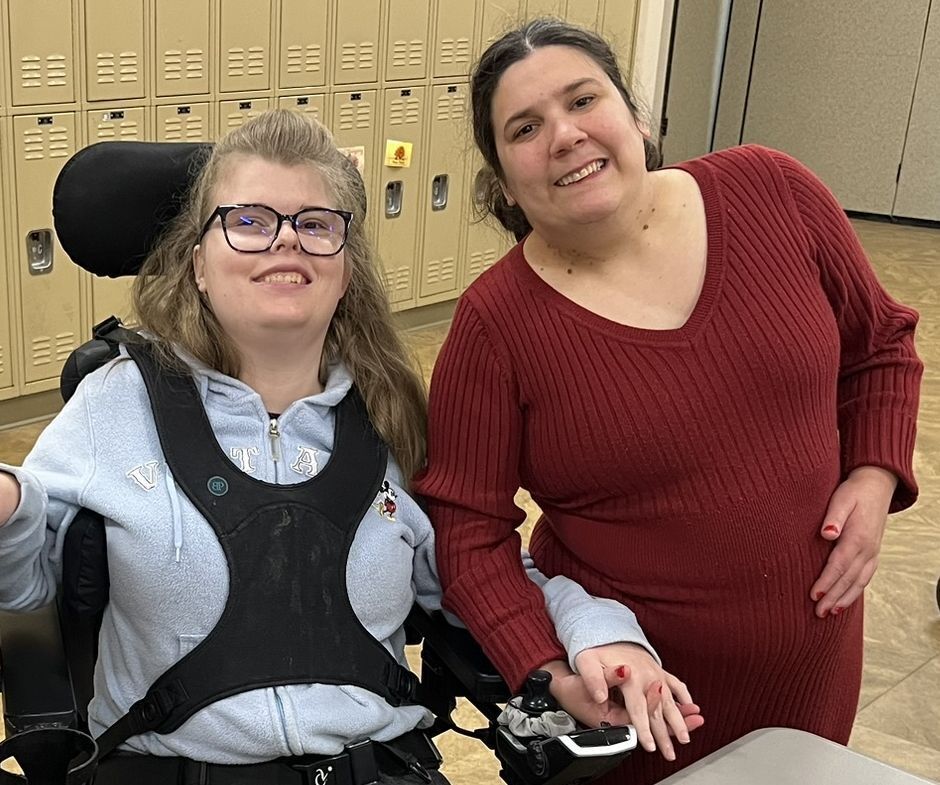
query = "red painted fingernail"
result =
(812, 591, 824, 601)
(831, 606, 844, 616)
(823, 524, 839, 534)
(615, 665, 626, 679)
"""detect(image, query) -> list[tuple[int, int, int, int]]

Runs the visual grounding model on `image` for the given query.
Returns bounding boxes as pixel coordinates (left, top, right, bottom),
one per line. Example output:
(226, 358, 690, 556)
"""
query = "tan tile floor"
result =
(1, 219, 938, 782)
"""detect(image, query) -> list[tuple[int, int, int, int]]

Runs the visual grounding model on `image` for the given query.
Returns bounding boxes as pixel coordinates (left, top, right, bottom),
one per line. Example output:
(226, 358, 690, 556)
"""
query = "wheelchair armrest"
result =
(0, 602, 78, 736)
(406, 606, 509, 707)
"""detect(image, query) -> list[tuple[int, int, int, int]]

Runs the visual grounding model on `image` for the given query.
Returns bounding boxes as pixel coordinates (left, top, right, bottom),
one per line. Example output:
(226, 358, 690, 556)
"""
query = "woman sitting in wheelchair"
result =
(0, 110, 698, 784)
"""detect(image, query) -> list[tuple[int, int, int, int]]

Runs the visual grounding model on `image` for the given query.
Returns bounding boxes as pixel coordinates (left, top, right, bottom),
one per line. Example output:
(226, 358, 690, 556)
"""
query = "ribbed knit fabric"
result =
(414, 145, 922, 784)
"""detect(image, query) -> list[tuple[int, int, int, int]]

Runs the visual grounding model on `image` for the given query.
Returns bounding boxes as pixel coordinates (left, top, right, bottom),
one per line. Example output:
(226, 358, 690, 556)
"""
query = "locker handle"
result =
(26, 230, 54, 275)
(431, 174, 449, 211)
(385, 181, 404, 218)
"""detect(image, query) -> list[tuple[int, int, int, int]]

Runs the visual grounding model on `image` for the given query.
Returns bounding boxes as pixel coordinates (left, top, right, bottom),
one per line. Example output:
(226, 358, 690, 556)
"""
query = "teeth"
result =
(259, 272, 306, 284)
(557, 160, 605, 186)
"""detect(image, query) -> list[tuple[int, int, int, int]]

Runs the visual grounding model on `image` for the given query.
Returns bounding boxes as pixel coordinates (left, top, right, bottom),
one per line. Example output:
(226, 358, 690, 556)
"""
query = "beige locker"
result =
(7, 0, 76, 106)
(0, 155, 11, 392)
(385, 0, 431, 82)
(219, 0, 273, 93)
(565, 0, 600, 28)
(419, 83, 469, 300)
(156, 103, 213, 141)
(479, 1, 523, 55)
(332, 0, 380, 85)
(12, 114, 81, 386)
(279, 0, 328, 90)
(525, 0, 565, 17)
(86, 108, 147, 325)
(601, 0, 638, 66)
(277, 94, 328, 126)
(432, 0, 475, 78)
(218, 98, 271, 134)
(84, 0, 146, 102)
(331, 90, 378, 218)
(376, 87, 426, 305)
(155, 0, 211, 97)
(463, 154, 511, 286)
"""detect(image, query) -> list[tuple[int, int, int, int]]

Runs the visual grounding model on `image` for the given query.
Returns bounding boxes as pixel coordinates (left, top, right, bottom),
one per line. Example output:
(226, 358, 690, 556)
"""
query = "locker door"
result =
(84, 0, 146, 102)
(479, 1, 523, 55)
(279, 0, 328, 89)
(277, 95, 328, 126)
(0, 154, 11, 392)
(601, 0, 638, 64)
(525, 0, 564, 17)
(155, 0, 210, 97)
(218, 98, 272, 134)
(8, 0, 75, 106)
(332, 90, 378, 226)
(333, 0, 380, 85)
(219, 0, 273, 93)
(420, 83, 469, 300)
(566, 0, 600, 28)
(377, 87, 426, 306)
(432, 0, 475, 78)
(385, 0, 431, 82)
(12, 114, 80, 387)
(86, 108, 147, 326)
(463, 154, 512, 287)
(156, 103, 213, 141)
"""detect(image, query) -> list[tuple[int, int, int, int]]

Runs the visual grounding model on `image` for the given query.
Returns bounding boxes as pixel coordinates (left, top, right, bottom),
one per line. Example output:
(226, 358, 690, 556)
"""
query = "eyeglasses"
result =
(199, 204, 353, 256)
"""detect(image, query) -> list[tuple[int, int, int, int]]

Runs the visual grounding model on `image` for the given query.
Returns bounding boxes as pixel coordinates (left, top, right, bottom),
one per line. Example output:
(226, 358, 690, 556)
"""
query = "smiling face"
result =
(192, 155, 350, 354)
(490, 45, 650, 236)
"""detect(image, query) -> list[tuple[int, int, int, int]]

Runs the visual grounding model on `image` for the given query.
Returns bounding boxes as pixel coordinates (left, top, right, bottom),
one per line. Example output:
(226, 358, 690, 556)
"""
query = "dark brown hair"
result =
(470, 17, 661, 240)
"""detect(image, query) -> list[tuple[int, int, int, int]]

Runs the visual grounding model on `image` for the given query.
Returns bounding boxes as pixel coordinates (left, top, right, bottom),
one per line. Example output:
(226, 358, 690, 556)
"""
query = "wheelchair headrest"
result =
(53, 141, 212, 278)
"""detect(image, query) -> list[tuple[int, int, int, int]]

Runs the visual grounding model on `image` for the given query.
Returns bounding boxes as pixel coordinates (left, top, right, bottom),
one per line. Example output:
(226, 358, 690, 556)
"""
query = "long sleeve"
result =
(414, 297, 566, 691)
(0, 388, 95, 610)
(773, 150, 923, 511)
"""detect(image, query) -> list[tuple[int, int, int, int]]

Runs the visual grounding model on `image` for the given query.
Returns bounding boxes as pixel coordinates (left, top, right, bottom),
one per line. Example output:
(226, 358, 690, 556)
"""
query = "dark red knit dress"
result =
(414, 145, 922, 784)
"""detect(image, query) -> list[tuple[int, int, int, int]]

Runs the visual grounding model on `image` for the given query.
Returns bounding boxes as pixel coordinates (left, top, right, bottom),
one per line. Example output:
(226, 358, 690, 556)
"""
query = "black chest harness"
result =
(96, 343, 418, 758)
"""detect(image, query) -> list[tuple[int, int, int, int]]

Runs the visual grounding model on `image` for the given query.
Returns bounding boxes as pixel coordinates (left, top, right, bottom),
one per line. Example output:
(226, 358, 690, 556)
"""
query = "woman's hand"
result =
(574, 642, 702, 760)
(0, 472, 21, 527)
(811, 465, 897, 618)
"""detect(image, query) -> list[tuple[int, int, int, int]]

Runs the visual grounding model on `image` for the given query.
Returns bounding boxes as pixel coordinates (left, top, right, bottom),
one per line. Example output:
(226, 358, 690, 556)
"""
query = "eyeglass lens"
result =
(221, 205, 347, 255)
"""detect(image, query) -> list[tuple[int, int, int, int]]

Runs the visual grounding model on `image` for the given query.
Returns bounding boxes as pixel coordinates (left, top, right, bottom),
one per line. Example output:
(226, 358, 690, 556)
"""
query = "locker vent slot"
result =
(95, 51, 140, 85)
(341, 42, 375, 72)
(163, 115, 206, 141)
(468, 249, 498, 278)
(287, 44, 322, 74)
(436, 92, 466, 121)
(438, 37, 470, 66)
(163, 49, 206, 81)
(427, 257, 456, 284)
(390, 97, 421, 126)
(20, 54, 69, 89)
(392, 39, 425, 69)
(31, 333, 76, 367)
(0, 345, 4, 376)
(339, 103, 373, 131)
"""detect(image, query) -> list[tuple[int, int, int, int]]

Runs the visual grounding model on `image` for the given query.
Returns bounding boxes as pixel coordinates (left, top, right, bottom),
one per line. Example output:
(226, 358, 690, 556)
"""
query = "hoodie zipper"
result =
(269, 417, 282, 481)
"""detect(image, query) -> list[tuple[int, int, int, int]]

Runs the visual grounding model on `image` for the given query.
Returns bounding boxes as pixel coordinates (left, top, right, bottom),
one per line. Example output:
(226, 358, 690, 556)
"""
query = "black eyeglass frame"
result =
(198, 203, 354, 257)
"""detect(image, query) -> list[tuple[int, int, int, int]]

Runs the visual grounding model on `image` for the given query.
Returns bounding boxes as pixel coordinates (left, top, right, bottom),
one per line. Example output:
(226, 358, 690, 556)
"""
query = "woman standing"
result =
(416, 18, 922, 784)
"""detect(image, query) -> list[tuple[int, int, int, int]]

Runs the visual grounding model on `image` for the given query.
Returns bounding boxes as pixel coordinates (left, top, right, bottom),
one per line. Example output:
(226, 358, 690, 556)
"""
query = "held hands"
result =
(541, 643, 704, 761)
(811, 465, 897, 618)
(0, 471, 22, 527)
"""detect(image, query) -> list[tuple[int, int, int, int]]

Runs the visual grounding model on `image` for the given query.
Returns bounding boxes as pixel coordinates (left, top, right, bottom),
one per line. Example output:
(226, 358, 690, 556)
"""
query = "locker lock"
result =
(385, 181, 404, 218)
(431, 174, 449, 211)
(26, 229, 54, 275)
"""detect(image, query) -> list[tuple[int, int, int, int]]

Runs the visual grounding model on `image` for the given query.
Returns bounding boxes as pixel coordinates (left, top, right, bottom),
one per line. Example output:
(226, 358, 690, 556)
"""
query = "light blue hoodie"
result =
(0, 346, 654, 763)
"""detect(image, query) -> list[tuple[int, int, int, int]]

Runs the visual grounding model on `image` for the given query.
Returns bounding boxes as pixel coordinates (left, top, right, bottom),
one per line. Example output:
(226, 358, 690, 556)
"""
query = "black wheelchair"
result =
(0, 140, 637, 785)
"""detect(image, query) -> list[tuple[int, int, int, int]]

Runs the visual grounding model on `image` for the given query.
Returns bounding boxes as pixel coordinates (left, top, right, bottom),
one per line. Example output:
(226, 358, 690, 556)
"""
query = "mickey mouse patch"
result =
(375, 480, 398, 521)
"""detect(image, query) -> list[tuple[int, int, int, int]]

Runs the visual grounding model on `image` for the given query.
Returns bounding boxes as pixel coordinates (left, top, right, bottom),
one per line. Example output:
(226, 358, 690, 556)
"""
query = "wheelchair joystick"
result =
(520, 670, 558, 715)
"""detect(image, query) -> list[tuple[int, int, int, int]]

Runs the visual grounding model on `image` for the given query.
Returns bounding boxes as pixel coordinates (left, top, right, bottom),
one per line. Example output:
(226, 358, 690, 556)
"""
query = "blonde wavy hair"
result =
(133, 110, 428, 480)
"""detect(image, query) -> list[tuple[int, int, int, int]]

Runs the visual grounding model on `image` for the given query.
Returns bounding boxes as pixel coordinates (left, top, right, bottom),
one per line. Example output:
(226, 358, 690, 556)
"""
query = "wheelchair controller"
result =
(495, 671, 637, 785)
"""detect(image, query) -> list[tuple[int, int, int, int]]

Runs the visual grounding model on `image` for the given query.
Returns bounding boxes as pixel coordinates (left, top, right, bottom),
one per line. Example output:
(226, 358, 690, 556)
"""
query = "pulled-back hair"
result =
(133, 110, 427, 480)
(471, 17, 662, 240)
